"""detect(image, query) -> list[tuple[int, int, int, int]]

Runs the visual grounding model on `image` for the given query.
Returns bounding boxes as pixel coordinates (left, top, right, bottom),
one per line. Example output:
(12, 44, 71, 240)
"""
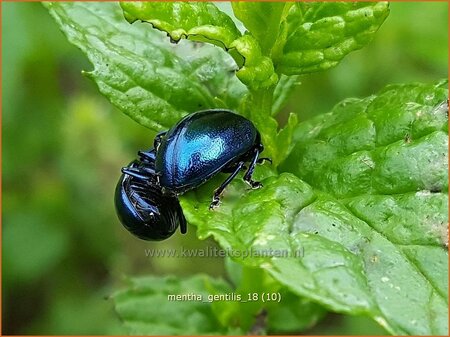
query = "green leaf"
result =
(229, 34, 278, 90)
(113, 274, 240, 335)
(44, 1, 246, 131)
(231, 2, 287, 54)
(272, 75, 299, 116)
(223, 260, 327, 334)
(275, 112, 298, 164)
(238, 90, 297, 167)
(114, 268, 326, 335)
(208, 266, 269, 332)
(307, 314, 388, 335)
(210, 259, 326, 334)
(284, 80, 449, 197)
(279, 2, 390, 75)
(121, 1, 241, 50)
(120, 1, 277, 90)
(266, 290, 327, 334)
(181, 80, 448, 335)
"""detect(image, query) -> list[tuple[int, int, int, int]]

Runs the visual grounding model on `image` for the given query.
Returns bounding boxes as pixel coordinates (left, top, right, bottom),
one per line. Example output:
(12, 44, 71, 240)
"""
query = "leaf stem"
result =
(250, 87, 275, 118)
(247, 86, 279, 163)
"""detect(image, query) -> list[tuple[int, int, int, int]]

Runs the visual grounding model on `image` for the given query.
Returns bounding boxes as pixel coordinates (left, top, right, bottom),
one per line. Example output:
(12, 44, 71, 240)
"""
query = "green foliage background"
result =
(2, 2, 448, 335)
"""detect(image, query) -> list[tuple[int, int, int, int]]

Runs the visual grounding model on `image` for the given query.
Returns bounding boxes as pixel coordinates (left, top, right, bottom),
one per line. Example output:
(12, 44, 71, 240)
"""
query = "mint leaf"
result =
(229, 34, 278, 90)
(45, 2, 246, 131)
(208, 266, 269, 332)
(114, 267, 326, 335)
(275, 112, 298, 164)
(209, 260, 327, 334)
(272, 75, 299, 115)
(120, 1, 277, 90)
(279, 2, 389, 75)
(238, 93, 297, 167)
(266, 290, 327, 334)
(284, 80, 448, 197)
(231, 2, 287, 54)
(121, 2, 240, 48)
(181, 81, 448, 335)
(113, 274, 240, 335)
(222, 261, 327, 334)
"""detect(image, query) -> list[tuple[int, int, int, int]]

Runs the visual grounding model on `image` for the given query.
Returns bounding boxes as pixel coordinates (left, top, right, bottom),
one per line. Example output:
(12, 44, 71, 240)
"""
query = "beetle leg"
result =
(153, 130, 168, 150)
(256, 157, 272, 165)
(122, 166, 155, 181)
(243, 149, 263, 189)
(138, 149, 156, 165)
(178, 207, 187, 234)
(210, 161, 245, 209)
(122, 168, 149, 181)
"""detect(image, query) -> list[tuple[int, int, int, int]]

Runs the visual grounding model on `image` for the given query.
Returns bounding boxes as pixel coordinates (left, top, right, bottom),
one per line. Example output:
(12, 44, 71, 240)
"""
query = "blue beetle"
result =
(115, 150, 187, 240)
(116, 109, 270, 240)
(140, 109, 270, 208)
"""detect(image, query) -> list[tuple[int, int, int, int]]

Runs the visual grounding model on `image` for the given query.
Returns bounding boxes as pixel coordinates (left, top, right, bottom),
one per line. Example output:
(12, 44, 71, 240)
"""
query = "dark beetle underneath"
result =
(115, 109, 270, 241)
(115, 152, 186, 241)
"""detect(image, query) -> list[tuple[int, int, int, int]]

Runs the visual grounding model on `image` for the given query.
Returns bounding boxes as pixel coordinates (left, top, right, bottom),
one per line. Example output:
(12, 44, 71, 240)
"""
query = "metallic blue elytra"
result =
(152, 109, 269, 208)
(115, 154, 187, 241)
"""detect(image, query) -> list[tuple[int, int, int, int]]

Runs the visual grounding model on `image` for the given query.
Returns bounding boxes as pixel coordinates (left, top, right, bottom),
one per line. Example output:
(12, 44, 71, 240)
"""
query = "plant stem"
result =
(250, 87, 275, 118)
(248, 86, 281, 165)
